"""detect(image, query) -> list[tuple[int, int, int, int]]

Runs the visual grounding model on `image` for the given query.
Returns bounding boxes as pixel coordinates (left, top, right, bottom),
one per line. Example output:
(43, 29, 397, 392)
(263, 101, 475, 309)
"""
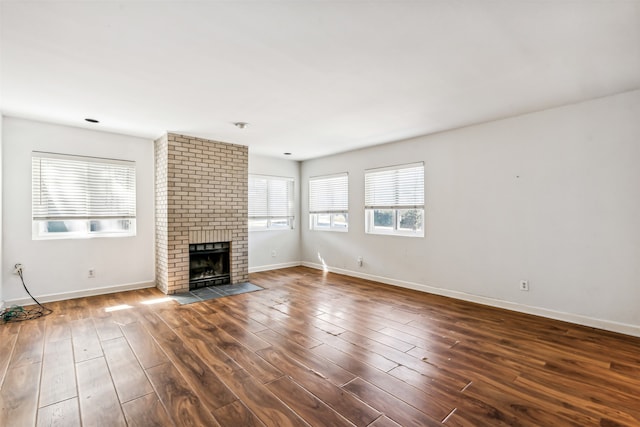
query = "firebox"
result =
(189, 242, 231, 289)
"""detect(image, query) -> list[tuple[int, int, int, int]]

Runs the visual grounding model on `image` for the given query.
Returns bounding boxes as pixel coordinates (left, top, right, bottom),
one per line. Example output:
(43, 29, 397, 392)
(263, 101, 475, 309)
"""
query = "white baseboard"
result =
(301, 262, 640, 338)
(249, 261, 302, 274)
(4, 281, 156, 307)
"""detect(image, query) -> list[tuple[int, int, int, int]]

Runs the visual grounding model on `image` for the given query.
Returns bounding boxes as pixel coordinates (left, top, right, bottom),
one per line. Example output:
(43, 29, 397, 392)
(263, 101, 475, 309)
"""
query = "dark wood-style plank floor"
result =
(1, 266, 639, 426)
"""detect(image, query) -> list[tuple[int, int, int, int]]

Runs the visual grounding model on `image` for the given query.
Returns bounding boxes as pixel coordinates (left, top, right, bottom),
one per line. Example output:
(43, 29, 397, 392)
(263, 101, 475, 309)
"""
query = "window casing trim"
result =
(308, 172, 349, 231)
(248, 174, 295, 231)
(309, 213, 349, 232)
(364, 162, 424, 237)
(32, 152, 137, 240)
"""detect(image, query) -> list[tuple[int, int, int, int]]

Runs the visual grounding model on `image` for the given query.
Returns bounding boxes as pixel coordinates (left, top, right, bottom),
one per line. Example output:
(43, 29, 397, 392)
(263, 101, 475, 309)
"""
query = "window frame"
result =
(32, 151, 137, 240)
(364, 162, 424, 237)
(309, 212, 349, 232)
(248, 174, 295, 232)
(308, 172, 349, 232)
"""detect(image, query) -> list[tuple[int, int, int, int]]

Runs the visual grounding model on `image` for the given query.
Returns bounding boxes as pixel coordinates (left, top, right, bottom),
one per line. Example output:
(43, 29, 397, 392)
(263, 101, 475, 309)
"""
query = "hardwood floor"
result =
(1, 266, 639, 426)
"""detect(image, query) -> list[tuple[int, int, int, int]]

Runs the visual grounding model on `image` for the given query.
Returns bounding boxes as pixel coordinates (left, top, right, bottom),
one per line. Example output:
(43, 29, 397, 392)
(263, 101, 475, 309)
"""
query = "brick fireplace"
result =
(154, 132, 248, 294)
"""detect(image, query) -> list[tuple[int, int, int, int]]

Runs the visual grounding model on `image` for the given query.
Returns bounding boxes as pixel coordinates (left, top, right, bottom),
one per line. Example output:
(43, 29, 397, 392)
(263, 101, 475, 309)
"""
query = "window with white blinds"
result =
(364, 162, 424, 237)
(32, 152, 136, 239)
(365, 162, 424, 209)
(309, 173, 348, 231)
(248, 175, 294, 230)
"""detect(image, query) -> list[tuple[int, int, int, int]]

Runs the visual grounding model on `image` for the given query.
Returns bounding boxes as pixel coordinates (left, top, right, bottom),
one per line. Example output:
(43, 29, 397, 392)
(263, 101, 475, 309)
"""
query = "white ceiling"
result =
(1, 1, 639, 160)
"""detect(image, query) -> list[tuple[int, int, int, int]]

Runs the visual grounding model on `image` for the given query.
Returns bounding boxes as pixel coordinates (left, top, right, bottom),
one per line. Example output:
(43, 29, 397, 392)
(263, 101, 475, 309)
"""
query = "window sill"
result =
(249, 228, 295, 233)
(365, 230, 423, 238)
(33, 232, 137, 240)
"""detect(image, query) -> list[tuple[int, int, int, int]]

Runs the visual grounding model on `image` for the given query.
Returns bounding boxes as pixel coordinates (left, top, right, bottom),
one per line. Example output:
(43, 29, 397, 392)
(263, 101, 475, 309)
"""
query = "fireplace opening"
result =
(189, 242, 231, 289)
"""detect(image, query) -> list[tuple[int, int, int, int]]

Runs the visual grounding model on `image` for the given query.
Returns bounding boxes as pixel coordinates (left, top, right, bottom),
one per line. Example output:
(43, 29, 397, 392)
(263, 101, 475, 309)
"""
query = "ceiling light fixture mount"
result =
(234, 122, 248, 129)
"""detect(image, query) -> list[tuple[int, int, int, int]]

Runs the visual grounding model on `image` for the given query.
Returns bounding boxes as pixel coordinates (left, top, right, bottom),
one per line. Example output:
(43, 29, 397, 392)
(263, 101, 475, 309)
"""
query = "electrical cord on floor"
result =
(1, 267, 52, 323)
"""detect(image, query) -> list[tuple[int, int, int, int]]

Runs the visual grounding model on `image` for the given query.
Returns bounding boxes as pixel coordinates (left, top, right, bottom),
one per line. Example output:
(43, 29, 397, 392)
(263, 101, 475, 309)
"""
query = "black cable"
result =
(1, 269, 52, 323)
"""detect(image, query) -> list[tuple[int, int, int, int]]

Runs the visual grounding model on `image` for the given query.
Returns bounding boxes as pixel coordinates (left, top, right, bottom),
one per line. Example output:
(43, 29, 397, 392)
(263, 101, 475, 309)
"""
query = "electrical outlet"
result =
(271, 250, 277, 258)
(88, 269, 95, 278)
(14, 263, 23, 275)
(357, 256, 363, 267)
(519, 280, 529, 291)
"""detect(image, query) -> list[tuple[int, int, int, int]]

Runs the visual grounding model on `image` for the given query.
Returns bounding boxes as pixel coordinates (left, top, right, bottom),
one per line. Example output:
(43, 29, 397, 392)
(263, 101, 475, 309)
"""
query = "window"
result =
(365, 162, 424, 237)
(248, 175, 294, 231)
(309, 173, 348, 231)
(32, 152, 136, 239)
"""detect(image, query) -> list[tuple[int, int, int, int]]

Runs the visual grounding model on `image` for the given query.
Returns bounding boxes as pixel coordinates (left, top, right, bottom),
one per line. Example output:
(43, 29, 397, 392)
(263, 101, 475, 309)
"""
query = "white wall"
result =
(301, 90, 640, 336)
(248, 153, 301, 272)
(0, 114, 3, 309)
(2, 118, 155, 304)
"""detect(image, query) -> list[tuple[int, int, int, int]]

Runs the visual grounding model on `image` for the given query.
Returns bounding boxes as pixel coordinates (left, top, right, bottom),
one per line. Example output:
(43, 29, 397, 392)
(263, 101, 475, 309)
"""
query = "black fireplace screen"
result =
(189, 242, 230, 289)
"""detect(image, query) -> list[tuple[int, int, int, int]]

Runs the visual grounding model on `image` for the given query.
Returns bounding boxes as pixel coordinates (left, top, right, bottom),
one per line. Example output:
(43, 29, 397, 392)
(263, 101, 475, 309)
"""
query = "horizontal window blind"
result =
(364, 162, 424, 209)
(32, 152, 136, 220)
(248, 175, 294, 219)
(309, 173, 348, 214)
